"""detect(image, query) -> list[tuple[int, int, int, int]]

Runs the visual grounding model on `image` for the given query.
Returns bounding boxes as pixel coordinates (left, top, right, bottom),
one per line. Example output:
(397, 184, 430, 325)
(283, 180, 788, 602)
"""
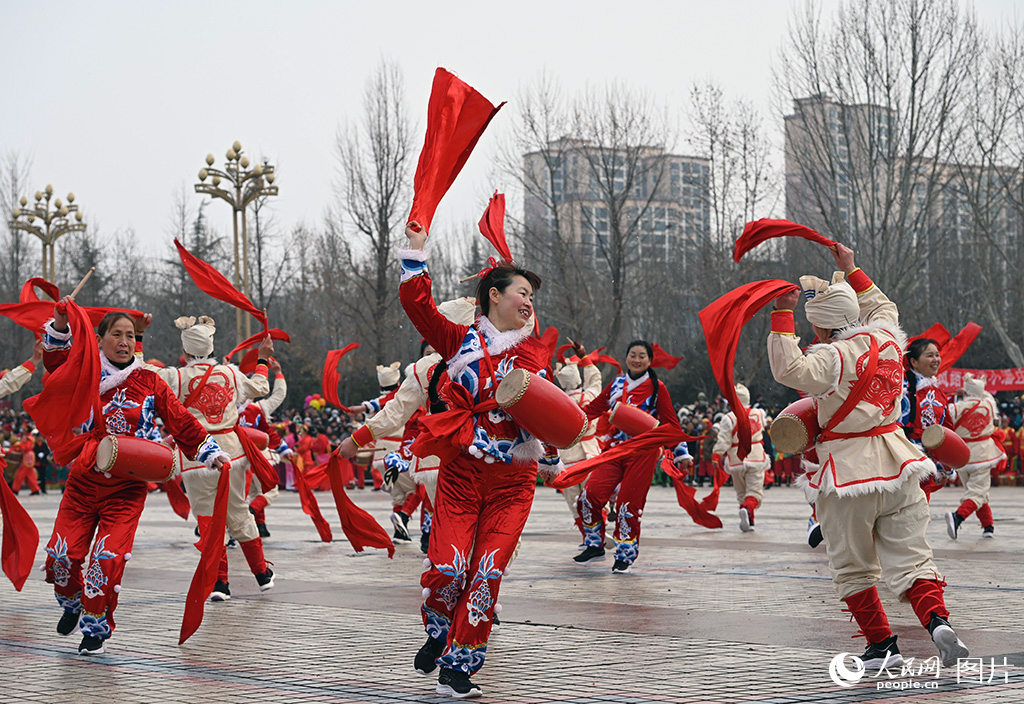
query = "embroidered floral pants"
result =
(44, 475, 147, 640)
(576, 449, 660, 564)
(420, 455, 535, 675)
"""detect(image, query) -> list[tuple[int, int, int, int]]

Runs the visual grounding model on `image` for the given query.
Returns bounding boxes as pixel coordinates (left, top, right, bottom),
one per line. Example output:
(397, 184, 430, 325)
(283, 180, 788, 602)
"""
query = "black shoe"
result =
(739, 508, 754, 532)
(255, 567, 275, 591)
(436, 667, 482, 699)
(30, 491, 40, 495)
(420, 531, 430, 555)
(928, 614, 969, 667)
(611, 560, 632, 574)
(573, 545, 605, 563)
(248, 505, 256, 516)
(390, 511, 412, 541)
(209, 580, 231, 602)
(807, 520, 824, 549)
(256, 522, 271, 538)
(414, 635, 446, 675)
(78, 635, 106, 655)
(57, 610, 80, 636)
(945, 511, 964, 540)
(492, 613, 500, 629)
(860, 634, 903, 670)
(226, 536, 237, 549)
(194, 525, 201, 538)
(982, 525, 994, 538)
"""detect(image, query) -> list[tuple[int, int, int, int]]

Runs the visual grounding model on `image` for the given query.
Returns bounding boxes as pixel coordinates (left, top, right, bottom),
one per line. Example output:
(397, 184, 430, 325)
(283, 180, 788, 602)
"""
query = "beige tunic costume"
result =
(950, 375, 1002, 509)
(148, 320, 270, 543)
(244, 372, 289, 507)
(768, 269, 940, 600)
(713, 384, 770, 508)
(351, 298, 477, 504)
(554, 360, 603, 519)
(0, 363, 34, 399)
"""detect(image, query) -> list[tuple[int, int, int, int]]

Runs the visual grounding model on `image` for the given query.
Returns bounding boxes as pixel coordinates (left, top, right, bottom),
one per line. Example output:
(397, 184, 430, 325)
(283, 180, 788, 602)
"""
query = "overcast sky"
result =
(1, 1, 1019, 254)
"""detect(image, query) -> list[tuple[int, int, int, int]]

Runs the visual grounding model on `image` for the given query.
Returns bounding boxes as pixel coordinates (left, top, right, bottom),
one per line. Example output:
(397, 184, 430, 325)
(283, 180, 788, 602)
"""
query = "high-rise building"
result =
(522, 138, 710, 268)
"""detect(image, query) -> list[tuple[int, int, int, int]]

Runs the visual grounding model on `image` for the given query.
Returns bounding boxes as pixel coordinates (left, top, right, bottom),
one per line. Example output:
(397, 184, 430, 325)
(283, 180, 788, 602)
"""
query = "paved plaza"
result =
(2, 482, 1022, 703)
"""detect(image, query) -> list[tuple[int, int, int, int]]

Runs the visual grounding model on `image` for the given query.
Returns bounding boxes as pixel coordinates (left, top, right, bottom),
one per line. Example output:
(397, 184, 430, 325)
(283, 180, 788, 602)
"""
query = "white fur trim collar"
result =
(99, 355, 141, 395)
(447, 315, 532, 381)
(186, 356, 218, 368)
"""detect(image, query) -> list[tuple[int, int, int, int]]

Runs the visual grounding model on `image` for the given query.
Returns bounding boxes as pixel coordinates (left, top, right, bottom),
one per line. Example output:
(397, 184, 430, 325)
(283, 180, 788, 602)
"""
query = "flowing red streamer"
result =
(179, 463, 230, 644)
(322, 343, 360, 408)
(478, 191, 513, 262)
(0, 479, 39, 591)
(20, 277, 61, 303)
(551, 426, 690, 489)
(938, 323, 983, 374)
(23, 301, 103, 466)
(325, 454, 395, 557)
(174, 239, 268, 333)
(224, 328, 291, 361)
(732, 218, 837, 262)
(538, 326, 559, 366)
(660, 456, 722, 529)
(164, 476, 191, 520)
(408, 68, 505, 233)
(293, 457, 332, 543)
(699, 280, 799, 460)
(651, 343, 684, 370)
(0, 301, 143, 336)
(236, 425, 280, 494)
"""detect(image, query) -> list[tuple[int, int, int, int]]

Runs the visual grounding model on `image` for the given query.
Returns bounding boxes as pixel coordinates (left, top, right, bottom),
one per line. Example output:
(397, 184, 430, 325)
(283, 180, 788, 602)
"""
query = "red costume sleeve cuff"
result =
(770, 310, 796, 335)
(352, 425, 374, 448)
(21, 360, 36, 374)
(847, 268, 874, 294)
(275, 373, 285, 381)
(134, 340, 144, 354)
(253, 363, 269, 378)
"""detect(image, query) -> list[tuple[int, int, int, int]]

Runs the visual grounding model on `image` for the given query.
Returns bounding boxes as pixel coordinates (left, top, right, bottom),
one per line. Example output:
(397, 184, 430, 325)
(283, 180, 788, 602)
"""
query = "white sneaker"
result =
(930, 618, 969, 667)
(739, 508, 754, 533)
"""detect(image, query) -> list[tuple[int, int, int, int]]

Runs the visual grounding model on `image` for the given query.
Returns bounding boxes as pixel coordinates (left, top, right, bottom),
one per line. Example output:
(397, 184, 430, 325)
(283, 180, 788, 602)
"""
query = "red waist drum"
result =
(922, 425, 970, 469)
(238, 425, 269, 451)
(95, 435, 179, 483)
(495, 368, 588, 449)
(770, 397, 819, 455)
(608, 401, 658, 437)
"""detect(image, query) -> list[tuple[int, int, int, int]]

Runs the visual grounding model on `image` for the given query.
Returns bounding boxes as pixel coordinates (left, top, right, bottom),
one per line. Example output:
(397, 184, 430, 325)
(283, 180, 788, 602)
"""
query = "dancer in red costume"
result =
(946, 373, 1002, 539)
(768, 244, 968, 669)
(41, 303, 228, 655)
(399, 221, 561, 699)
(346, 363, 404, 493)
(900, 338, 956, 499)
(140, 314, 276, 603)
(573, 340, 682, 573)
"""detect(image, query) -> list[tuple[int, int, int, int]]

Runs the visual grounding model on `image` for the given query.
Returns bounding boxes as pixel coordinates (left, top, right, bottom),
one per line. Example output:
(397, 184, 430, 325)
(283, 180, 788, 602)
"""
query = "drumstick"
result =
(68, 267, 95, 301)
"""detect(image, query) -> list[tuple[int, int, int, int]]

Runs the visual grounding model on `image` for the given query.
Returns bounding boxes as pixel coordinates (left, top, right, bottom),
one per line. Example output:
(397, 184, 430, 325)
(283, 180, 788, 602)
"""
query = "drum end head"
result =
(920, 424, 945, 449)
(769, 415, 809, 456)
(495, 368, 530, 408)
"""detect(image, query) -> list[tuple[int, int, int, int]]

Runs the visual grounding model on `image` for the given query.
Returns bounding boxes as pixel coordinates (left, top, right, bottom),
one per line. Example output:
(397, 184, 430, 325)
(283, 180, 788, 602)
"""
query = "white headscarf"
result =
(175, 316, 216, 358)
(800, 271, 859, 330)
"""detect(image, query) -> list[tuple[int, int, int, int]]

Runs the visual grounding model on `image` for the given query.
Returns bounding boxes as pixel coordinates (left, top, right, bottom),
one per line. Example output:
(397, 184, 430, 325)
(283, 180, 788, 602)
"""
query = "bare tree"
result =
(331, 59, 414, 365)
(775, 0, 980, 311)
(0, 152, 38, 370)
(248, 192, 290, 312)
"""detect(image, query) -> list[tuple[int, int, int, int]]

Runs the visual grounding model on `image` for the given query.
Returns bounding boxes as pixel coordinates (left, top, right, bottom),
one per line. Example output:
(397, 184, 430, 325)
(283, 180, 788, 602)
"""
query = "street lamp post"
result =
(194, 141, 278, 346)
(7, 184, 85, 284)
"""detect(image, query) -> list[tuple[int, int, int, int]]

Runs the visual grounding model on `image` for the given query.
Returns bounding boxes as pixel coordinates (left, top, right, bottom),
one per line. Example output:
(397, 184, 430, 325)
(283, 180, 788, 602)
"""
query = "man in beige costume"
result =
(712, 383, 770, 532)
(146, 316, 275, 601)
(0, 340, 42, 399)
(341, 298, 477, 542)
(553, 355, 602, 542)
(241, 358, 290, 538)
(946, 373, 1002, 540)
(768, 244, 968, 669)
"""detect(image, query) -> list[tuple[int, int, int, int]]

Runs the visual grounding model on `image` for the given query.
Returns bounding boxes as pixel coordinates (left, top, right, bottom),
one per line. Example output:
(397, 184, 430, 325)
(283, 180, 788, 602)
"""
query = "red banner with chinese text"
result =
(936, 368, 1024, 394)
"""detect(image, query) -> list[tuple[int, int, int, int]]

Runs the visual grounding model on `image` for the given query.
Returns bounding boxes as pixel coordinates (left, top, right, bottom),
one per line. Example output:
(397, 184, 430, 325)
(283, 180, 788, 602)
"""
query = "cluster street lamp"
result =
(8, 184, 85, 283)
(195, 140, 278, 346)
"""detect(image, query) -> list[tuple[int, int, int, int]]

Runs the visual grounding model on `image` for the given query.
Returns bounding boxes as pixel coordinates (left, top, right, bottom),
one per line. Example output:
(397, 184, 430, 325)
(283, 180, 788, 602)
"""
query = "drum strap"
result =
(182, 364, 216, 409)
(952, 399, 984, 432)
(819, 336, 878, 439)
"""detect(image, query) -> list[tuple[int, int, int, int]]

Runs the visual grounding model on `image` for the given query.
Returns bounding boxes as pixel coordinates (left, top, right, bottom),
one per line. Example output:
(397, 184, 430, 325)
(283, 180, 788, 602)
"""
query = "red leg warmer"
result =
(976, 503, 993, 528)
(239, 537, 268, 576)
(956, 499, 978, 519)
(843, 586, 893, 644)
(906, 579, 949, 629)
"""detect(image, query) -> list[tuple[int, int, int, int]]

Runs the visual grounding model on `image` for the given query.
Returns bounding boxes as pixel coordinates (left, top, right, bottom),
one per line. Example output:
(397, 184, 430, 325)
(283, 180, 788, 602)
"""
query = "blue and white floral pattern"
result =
(79, 611, 111, 639)
(579, 489, 604, 548)
(437, 642, 488, 675)
(466, 550, 503, 627)
(616, 503, 635, 541)
(422, 606, 451, 642)
(55, 590, 82, 614)
(46, 535, 72, 588)
(83, 535, 118, 600)
(615, 537, 639, 565)
(135, 394, 161, 440)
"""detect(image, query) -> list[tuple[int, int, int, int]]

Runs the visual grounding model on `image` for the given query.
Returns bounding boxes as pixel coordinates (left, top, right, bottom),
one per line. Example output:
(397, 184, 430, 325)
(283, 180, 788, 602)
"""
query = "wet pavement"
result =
(2, 481, 1022, 703)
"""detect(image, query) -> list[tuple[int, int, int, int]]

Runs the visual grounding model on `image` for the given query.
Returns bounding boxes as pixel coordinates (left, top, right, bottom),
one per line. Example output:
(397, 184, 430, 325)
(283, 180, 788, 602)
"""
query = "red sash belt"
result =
(964, 433, 993, 443)
(819, 423, 899, 442)
(413, 383, 498, 464)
